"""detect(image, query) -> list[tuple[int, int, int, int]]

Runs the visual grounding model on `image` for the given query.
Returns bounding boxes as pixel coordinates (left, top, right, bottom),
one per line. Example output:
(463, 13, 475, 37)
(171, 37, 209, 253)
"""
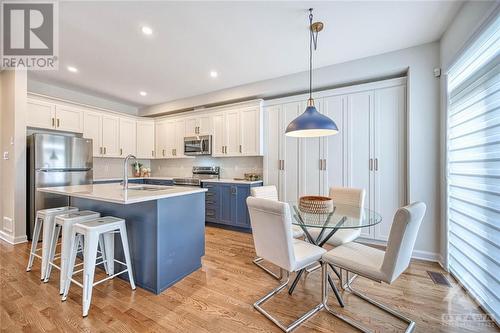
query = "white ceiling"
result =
(29, 1, 462, 107)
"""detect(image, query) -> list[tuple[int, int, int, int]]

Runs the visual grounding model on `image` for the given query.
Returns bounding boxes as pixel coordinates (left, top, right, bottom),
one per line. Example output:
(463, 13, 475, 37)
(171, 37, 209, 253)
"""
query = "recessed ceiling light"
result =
(139, 91, 147, 96)
(141, 26, 153, 35)
(67, 66, 78, 73)
(210, 71, 218, 78)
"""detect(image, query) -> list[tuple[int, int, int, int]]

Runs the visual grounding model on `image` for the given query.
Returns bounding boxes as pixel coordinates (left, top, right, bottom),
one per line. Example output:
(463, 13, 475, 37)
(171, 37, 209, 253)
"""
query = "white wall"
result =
(28, 79, 139, 116)
(438, 1, 498, 267)
(151, 156, 263, 180)
(0, 69, 28, 244)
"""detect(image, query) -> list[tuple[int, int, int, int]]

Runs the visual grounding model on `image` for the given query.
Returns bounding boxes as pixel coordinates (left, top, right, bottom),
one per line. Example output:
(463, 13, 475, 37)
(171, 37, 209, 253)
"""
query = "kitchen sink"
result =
(127, 186, 171, 191)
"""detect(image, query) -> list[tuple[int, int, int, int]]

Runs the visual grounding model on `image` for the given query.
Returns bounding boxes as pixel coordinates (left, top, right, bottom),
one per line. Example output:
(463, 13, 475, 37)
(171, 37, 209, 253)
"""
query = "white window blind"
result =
(447, 13, 500, 324)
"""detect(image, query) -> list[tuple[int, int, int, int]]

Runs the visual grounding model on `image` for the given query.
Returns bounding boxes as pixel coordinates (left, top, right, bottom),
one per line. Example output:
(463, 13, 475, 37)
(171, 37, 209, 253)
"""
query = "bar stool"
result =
(26, 206, 79, 280)
(62, 216, 136, 317)
(45, 210, 103, 294)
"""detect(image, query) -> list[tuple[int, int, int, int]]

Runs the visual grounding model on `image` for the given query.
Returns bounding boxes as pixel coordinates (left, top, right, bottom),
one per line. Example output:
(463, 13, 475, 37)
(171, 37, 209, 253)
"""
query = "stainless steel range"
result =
(173, 166, 220, 186)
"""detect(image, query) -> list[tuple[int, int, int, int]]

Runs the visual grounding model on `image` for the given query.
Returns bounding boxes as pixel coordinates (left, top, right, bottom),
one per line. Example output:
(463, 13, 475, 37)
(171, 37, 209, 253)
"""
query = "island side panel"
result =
(70, 197, 159, 293)
(156, 192, 205, 293)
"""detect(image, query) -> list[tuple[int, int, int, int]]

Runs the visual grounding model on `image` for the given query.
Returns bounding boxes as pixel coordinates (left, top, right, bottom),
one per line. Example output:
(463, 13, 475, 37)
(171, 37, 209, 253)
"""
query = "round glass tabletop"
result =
(288, 201, 382, 229)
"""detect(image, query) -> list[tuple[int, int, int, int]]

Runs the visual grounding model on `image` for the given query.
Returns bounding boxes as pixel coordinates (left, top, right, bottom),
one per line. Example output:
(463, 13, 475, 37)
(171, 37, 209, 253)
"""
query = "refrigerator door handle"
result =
(37, 168, 92, 172)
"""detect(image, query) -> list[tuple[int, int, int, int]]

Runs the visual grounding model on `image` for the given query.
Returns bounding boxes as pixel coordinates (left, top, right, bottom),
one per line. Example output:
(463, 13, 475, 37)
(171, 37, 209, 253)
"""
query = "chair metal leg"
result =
(254, 269, 323, 332)
(345, 277, 416, 333)
(305, 263, 321, 274)
(253, 257, 283, 280)
(321, 264, 371, 332)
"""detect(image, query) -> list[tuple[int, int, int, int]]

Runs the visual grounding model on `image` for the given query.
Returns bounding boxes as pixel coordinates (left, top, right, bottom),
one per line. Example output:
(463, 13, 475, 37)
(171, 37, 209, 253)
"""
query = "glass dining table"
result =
(288, 201, 382, 307)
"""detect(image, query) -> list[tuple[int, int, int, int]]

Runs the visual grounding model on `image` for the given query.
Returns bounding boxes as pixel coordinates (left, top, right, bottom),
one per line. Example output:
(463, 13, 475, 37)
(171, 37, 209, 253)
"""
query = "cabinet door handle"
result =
(323, 159, 327, 170)
(152, 150, 155, 157)
(231, 187, 236, 195)
(369, 158, 373, 171)
(239, 145, 242, 153)
(221, 146, 224, 154)
(103, 147, 106, 155)
(374, 158, 378, 171)
(282, 160, 285, 170)
(174, 148, 177, 156)
(120, 148, 123, 155)
(57, 118, 60, 128)
(100, 147, 103, 154)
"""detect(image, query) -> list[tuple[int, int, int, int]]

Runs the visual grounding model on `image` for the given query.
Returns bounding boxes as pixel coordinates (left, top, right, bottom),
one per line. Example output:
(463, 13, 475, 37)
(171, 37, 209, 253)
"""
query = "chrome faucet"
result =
(123, 154, 137, 189)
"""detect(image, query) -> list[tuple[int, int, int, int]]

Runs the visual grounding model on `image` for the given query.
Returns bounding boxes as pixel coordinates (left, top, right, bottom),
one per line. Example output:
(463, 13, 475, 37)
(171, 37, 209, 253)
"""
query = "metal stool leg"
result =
(82, 232, 99, 317)
(44, 225, 61, 282)
(26, 214, 43, 272)
(119, 225, 136, 290)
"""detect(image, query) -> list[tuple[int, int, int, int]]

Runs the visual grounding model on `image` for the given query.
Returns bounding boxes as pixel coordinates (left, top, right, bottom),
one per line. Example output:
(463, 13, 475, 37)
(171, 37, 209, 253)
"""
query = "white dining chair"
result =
(250, 185, 304, 280)
(321, 202, 426, 333)
(247, 197, 326, 332)
(308, 187, 366, 246)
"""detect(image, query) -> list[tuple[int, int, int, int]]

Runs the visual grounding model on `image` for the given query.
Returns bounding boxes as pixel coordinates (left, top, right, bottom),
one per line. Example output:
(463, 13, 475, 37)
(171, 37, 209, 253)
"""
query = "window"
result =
(446, 13, 499, 323)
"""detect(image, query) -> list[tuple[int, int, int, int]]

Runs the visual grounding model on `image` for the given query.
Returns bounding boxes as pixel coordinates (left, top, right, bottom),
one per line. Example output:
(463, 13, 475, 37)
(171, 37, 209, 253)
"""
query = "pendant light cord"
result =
(309, 9, 313, 101)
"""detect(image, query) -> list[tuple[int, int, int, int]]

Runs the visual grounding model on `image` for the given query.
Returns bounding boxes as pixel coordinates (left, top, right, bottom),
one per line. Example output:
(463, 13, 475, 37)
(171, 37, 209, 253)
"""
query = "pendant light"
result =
(285, 8, 338, 137)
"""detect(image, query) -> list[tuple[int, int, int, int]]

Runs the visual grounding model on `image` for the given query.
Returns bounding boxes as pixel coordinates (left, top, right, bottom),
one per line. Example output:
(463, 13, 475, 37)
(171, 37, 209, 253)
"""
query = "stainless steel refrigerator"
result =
(27, 133, 93, 240)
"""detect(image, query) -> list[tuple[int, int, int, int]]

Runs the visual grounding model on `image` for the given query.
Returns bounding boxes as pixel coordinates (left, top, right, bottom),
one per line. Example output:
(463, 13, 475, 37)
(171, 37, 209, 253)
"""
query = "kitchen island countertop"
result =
(38, 183, 206, 205)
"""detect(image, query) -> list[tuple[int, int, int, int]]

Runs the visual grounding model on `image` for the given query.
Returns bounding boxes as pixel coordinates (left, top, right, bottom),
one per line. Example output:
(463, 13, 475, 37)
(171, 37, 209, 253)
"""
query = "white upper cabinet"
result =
(136, 120, 155, 159)
(212, 112, 225, 157)
(83, 111, 103, 157)
(225, 109, 241, 156)
(211, 103, 263, 157)
(155, 118, 189, 159)
(27, 98, 56, 129)
(184, 115, 212, 137)
(155, 120, 170, 159)
(27, 95, 263, 160)
(27, 98, 83, 133)
(101, 115, 120, 157)
(55, 105, 84, 133)
(119, 117, 136, 157)
(174, 118, 186, 157)
(240, 107, 263, 156)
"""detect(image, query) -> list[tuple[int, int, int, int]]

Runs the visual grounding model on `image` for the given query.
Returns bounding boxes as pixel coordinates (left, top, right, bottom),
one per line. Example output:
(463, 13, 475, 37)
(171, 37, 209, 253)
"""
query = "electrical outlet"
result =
(3, 151, 9, 160)
(3, 217, 13, 233)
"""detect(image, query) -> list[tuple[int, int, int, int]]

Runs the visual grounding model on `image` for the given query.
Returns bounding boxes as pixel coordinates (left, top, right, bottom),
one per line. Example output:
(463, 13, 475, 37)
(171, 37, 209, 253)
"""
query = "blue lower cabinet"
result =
(202, 182, 262, 230)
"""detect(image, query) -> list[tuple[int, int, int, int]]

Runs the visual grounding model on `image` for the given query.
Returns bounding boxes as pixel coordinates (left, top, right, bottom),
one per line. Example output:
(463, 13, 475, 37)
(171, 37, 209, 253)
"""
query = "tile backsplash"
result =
(93, 156, 263, 180)
(93, 158, 151, 179)
(151, 156, 263, 179)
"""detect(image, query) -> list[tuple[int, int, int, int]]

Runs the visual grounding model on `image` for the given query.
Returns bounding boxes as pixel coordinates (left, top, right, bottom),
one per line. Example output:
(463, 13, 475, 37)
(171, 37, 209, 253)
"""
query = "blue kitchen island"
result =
(38, 183, 207, 294)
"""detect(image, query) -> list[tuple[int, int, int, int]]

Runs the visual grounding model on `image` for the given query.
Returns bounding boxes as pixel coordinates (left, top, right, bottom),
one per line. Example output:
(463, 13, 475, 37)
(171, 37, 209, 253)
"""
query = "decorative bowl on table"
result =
(299, 196, 334, 214)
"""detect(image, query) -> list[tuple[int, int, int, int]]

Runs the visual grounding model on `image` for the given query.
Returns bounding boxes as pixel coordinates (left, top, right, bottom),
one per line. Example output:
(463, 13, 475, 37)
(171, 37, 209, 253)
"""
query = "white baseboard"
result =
(357, 238, 441, 263)
(0, 230, 27, 244)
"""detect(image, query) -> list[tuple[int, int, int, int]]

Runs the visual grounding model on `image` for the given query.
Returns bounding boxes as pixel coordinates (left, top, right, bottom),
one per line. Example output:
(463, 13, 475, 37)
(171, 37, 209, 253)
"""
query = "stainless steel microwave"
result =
(184, 135, 212, 156)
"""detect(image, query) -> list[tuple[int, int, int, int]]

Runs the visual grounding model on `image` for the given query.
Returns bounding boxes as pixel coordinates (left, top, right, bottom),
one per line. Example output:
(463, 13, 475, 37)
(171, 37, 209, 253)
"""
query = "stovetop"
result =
(173, 166, 220, 186)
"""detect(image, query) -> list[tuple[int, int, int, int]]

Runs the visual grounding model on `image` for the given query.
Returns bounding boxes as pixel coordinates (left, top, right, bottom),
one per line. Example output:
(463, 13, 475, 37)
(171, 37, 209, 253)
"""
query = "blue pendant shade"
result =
(285, 105, 338, 137)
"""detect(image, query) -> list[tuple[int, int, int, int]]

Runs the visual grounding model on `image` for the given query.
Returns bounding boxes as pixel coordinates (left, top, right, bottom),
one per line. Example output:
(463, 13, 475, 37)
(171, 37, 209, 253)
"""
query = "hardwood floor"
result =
(1, 226, 498, 332)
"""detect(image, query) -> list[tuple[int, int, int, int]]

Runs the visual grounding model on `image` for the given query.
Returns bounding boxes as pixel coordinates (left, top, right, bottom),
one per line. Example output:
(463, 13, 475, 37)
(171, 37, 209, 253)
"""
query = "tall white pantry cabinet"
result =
(264, 77, 406, 242)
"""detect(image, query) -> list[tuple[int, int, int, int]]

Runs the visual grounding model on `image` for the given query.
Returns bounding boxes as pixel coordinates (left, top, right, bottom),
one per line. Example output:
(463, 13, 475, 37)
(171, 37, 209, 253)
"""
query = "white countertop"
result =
(38, 183, 207, 204)
(93, 176, 174, 182)
(201, 179, 263, 185)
